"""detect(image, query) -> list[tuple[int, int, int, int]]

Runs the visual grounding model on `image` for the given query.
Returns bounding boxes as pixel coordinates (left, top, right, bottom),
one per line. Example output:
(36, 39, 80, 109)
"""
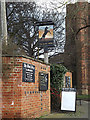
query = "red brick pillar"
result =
(2, 56, 51, 118)
(76, 2, 89, 95)
(0, 73, 2, 119)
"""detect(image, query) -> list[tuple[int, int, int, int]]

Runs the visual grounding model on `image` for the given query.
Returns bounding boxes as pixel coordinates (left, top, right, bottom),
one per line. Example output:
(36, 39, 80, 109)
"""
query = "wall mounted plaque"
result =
(22, 63, 35, 82)
(39, 72, 48, 91)
(65, 76, 71, 88)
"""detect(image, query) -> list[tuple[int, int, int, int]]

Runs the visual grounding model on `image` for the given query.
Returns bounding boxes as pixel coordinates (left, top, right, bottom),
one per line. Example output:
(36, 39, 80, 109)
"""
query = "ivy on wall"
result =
(50, 64, 68, 109)
(50, 64, 68, 91)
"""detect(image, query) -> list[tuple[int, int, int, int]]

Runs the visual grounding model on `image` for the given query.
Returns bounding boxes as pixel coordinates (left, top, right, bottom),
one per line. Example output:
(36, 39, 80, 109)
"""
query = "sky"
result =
(34, 0, 90, 58)
(35, 0, 90, 6)
(1, 0, 89, 3)
(1, 0, 90, 58)
(36, 0, 90, 3)
(34, 0, 90, 13)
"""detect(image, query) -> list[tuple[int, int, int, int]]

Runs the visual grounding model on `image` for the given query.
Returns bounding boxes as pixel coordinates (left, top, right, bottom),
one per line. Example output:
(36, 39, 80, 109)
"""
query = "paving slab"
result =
(41, 100, 90, 119)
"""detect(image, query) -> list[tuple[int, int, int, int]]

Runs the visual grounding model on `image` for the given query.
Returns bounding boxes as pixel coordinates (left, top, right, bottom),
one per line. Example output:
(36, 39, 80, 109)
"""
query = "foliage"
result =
(50, 64, 67, 91)
(50, 64, 67, 109)
(50, 87, 61, 109)
(77, 95, 90, 100)
(6, 2, 65, 57)
(2, 37, 26, 56)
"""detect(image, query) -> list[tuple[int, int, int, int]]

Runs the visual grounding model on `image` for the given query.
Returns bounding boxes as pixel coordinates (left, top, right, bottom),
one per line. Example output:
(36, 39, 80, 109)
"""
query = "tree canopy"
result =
(4, 2, 66, 58)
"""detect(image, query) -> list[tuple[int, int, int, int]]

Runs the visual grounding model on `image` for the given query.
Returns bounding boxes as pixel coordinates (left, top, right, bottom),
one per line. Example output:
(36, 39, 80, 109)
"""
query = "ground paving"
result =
(41, 100, 90, 119)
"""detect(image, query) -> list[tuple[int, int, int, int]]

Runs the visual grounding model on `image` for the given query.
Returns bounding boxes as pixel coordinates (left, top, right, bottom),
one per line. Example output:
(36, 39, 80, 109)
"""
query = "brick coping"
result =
(2, 55, 50, 66)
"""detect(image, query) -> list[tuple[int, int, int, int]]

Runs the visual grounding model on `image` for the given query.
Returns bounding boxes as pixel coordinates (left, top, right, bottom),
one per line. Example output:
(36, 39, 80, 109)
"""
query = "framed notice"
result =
(22, 63, 35, 82)
(61, 88, 76, 112)
(39, 72, 48, 91)
(65, 76, 71, 88)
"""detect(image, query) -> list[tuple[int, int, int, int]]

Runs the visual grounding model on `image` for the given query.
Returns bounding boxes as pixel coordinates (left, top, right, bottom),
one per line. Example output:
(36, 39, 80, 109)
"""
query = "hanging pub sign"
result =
(39, 72, 48, 91)
(22, 63, 35, 82)
(36, 21, 54, 48)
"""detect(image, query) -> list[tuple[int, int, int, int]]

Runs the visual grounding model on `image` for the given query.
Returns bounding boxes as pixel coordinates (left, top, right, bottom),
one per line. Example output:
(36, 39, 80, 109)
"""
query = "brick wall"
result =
(49, 2, 90, 95)
(64, 2, 89, 95)
(88, 3, 90, 95)
(0, 72, 2, 120)
(66, 2, 89, 95)
(75, 2, 89, 95)
(0, 3, 2, 119)
(2, 56, 50, 118)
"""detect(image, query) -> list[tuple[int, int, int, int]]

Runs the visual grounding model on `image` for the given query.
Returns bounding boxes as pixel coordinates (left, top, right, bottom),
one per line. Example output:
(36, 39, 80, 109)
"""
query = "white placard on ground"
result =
(61, 91, 76, 111)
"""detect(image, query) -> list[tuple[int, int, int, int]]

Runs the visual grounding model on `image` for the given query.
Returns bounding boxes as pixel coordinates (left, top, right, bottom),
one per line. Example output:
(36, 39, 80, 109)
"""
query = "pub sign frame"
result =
(36, 21, 54, 48)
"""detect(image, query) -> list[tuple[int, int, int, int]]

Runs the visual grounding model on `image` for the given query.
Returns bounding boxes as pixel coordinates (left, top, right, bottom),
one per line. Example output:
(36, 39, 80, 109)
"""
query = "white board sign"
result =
(61, 91, 76, 111)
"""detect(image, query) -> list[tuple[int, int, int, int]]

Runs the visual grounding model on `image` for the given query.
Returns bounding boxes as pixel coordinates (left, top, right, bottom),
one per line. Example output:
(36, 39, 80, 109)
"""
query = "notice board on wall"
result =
(22, 63, 35, 82)
(39, 72, 48, 91)
(61, 88, 76, 112)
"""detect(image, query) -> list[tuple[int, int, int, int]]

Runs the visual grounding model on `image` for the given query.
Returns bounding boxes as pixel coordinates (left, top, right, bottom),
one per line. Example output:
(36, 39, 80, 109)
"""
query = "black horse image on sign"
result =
(39, 25, 54, 47)
(22, 63, 35, 82)
(39, 72, 48, 91)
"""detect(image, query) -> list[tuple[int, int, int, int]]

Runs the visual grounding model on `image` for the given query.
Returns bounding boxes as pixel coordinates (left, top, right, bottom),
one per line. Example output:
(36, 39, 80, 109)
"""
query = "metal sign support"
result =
(44, 47, 48, 64)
